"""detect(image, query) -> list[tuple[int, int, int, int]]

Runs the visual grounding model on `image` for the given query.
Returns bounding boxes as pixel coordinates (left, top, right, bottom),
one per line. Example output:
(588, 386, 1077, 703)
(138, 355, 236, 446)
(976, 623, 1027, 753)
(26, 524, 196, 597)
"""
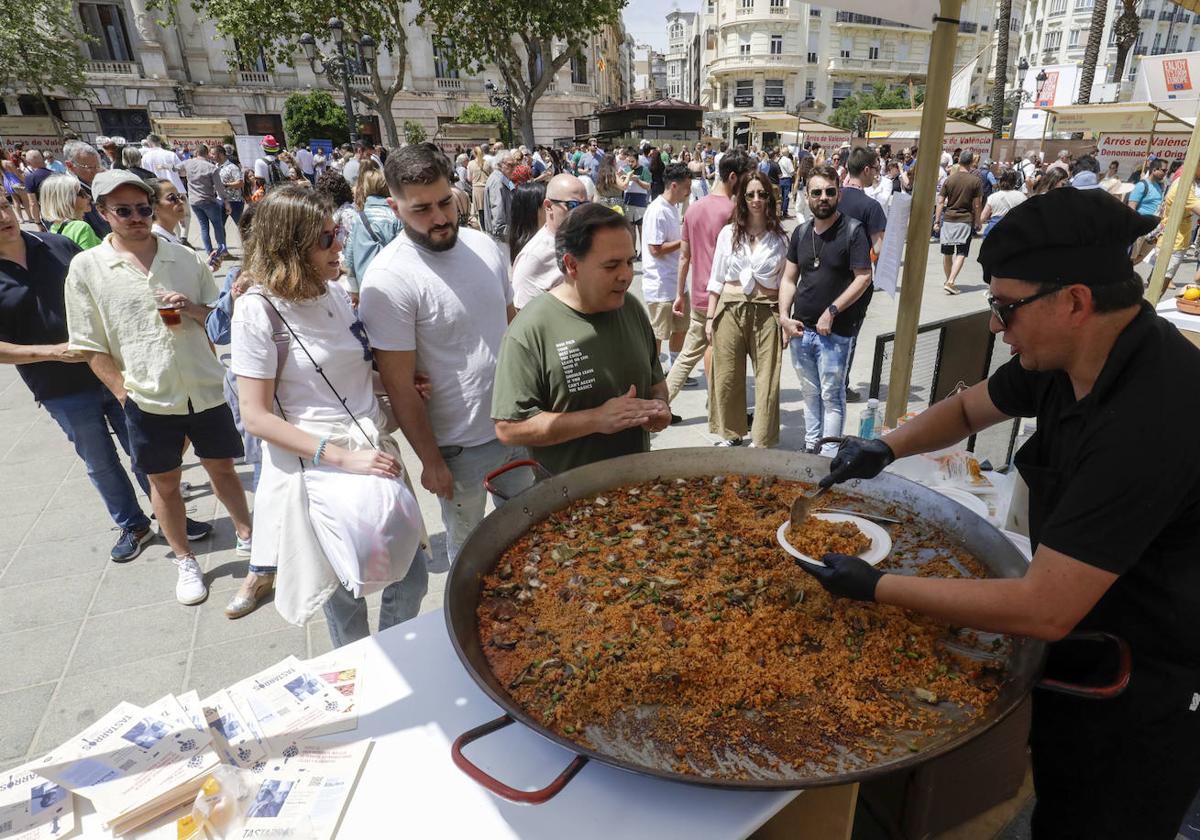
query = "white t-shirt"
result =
(640, 195, 682, 303)
(511, 225, 563, 309)
(295, 148, 315, 175)
(778, 155, 795, 178)
(253, 156, 293, 182)
(230, 283, 377, 424)
(141, 147, 185, 192)
(343, 158, 361, 184)
(987, 189, 1026, 217)
(358, 227, 513, 448)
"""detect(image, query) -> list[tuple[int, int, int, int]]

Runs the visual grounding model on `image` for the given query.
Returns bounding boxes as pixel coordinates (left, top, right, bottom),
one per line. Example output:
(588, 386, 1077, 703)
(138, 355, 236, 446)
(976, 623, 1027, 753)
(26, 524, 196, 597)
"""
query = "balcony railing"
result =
(827, 56, 928, 73)
(770, 4, 788, 12)
(959, 20, 978, 32)
(572, 82, 591, 93)
(736, 6, 754, 15)
(238, 70, 271, 85)
(436, 77, 464, 90)
(834, 11, 913, 27)
(87, 60, 138, 76)
(350, 74, 372, 89)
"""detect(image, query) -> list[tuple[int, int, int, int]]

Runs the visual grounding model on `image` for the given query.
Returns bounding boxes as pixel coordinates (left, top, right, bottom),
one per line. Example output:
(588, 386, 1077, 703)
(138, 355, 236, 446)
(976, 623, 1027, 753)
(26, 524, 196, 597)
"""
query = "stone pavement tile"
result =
(203, 554, 255, 596)
(90, 552, 185, 615)
(307, 620, 333, 659)
(67, 601, 196, 677)
(0, 619, 81, 689)
(0, 484, 56, 520)
(0, 455, 77, 488)
(188, 628, 308, 701)
(192, 590, 290, 648)
(1, 531, 117, 586)
(0, 513, 37, 553)
(35, 651, 189, 756)
(0, 683, 56, 764)
(0, 574, 99, 634)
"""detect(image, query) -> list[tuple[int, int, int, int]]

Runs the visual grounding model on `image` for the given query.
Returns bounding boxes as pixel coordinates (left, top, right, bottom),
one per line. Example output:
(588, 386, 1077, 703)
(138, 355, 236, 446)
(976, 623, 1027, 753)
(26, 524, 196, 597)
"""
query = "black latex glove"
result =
(819, 436, 896, 489)
(796, 553, 884, 602)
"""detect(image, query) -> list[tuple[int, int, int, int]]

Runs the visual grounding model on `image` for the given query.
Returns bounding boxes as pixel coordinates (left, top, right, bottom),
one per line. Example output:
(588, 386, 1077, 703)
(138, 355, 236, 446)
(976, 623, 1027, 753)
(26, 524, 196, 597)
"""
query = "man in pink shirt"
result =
(666, 150, 754, 402)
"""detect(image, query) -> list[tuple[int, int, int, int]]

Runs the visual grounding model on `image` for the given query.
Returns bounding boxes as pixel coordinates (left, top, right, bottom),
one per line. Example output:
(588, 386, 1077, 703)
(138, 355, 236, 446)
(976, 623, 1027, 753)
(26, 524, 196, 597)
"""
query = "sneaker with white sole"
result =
(174, 554, 207, 605)
(235, 534, 252, 557)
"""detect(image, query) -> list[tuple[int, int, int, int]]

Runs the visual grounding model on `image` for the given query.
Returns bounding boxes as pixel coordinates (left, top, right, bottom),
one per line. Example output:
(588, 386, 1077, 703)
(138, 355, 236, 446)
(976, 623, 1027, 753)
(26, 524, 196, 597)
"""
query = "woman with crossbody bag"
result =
(231, 186, 428, 647)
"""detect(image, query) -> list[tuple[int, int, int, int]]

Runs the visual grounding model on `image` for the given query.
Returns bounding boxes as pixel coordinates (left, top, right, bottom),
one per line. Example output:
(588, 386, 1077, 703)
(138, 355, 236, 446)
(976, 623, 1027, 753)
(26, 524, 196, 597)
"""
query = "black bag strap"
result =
(355, 208, 384, 245)
(248, 291, 376, 450)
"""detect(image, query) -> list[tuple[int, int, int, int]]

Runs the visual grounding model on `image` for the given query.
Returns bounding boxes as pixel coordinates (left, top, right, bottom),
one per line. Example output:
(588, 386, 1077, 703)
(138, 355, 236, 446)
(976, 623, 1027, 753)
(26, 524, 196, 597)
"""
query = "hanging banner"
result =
(1133, 50, 1200, 102)
(0, 116, 64, 154)
(948, 133, 993, 161)
(1095, 133, 1194, 175)
(802, 131, 852, 149)
(1163, 58, 1193, 93)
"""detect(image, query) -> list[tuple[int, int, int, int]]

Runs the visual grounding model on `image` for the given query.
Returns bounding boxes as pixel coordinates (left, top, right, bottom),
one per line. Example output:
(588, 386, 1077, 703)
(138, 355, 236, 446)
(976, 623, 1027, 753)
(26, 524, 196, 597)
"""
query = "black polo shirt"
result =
(23, 166, 54, 199)
(0, 231, 100, 402)
(988, 302, 1200, 668)
(786, 214, 873, 337)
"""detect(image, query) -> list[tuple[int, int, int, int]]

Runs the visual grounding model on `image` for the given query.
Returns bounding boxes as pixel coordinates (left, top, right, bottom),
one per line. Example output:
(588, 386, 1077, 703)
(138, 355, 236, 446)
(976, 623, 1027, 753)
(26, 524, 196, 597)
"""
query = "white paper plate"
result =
(776, 513, 892, 567)
(932, 486, 990, 519)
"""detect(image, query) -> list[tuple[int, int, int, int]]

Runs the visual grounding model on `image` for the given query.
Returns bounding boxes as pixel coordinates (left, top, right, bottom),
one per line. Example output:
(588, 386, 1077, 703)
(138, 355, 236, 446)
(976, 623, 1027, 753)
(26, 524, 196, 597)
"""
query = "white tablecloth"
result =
(1156, 295, 1200, 336)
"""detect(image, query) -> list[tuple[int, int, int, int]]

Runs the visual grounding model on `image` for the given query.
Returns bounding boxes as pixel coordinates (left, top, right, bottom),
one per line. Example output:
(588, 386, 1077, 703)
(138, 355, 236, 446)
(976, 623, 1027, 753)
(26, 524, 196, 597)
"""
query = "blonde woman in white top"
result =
(704, 175, 788, 448)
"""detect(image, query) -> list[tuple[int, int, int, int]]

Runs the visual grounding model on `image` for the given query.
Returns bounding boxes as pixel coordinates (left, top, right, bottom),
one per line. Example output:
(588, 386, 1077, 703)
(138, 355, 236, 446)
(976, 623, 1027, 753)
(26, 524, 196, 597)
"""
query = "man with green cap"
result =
(796, 187, 1200, 838)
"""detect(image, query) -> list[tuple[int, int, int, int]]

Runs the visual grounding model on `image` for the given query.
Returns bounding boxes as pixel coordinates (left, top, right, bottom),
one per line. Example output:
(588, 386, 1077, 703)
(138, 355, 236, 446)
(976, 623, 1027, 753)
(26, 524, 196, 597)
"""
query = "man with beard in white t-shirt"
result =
(359, 144, 530, 566)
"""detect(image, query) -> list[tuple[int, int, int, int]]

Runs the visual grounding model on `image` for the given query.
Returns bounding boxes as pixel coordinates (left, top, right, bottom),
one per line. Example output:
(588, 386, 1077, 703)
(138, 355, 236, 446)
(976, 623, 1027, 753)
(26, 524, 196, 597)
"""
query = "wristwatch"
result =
(827, 303, 839, 317)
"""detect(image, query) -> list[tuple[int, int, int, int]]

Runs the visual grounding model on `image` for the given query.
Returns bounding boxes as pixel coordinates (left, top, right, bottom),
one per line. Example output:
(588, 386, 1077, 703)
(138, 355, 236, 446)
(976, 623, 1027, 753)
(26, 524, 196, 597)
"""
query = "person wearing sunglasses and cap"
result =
(511, 173, 588, 310)
(63, 169, 254, 610)
(797, 187, 1200, 839)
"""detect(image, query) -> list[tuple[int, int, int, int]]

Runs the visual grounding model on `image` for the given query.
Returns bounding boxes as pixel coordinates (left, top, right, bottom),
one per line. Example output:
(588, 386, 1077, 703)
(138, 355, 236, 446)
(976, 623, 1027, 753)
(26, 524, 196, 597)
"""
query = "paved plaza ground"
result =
(0, 213, 1185, 784)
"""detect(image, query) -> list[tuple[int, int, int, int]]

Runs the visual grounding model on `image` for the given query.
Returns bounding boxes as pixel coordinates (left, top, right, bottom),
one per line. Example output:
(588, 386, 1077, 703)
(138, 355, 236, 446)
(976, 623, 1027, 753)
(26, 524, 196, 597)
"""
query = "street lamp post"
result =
(300, 19, 377, 145)
(484, 80, 514, 147)
(1011, 57, 1030, 140)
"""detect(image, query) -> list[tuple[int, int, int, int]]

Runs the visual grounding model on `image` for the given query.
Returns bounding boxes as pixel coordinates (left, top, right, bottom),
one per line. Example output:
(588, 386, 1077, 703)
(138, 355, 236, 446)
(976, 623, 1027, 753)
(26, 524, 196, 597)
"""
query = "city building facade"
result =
(665, 10, 703, 103)
(1, 0, 628, 148)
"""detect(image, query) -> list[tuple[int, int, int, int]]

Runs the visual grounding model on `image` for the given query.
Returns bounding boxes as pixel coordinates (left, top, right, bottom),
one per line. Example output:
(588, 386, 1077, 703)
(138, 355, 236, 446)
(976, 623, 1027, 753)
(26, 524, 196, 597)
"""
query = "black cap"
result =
(978, 188, 1158, 286)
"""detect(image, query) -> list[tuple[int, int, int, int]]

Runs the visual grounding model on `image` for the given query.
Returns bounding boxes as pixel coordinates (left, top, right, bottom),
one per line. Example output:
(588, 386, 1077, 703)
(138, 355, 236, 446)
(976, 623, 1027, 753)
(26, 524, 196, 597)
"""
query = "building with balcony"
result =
(1016, 0, 1197, 92)
(634, 49, 670, 100)
(0, 0, 630, 148)
(666, 10, 702, 103)
(694, 0, 997, 145)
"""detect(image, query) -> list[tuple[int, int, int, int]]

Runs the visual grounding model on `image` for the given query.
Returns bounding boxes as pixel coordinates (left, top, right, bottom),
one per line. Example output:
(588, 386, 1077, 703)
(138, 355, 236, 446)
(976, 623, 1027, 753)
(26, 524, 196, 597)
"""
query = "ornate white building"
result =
(666, 10, 702, 103)
(1, 0, 628, 146)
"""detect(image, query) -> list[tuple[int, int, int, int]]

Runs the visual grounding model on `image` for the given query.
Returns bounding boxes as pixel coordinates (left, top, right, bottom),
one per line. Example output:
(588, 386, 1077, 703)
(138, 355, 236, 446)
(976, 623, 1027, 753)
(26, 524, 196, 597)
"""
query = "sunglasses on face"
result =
(745, 190, 770, 199)
(549, 198, 583, 210)
(809, 187, 838, 198)
(76, 189, 90, 199)
(108, 204, 154, 219)
(317, 226, 345, 250)
(987, 287, 1060, 329)
(163, 193, 185, 203)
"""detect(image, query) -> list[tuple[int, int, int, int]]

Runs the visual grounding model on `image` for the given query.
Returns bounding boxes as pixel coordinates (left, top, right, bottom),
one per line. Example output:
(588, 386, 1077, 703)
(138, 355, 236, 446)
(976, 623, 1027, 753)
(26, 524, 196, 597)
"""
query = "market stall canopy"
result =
(744, 113, 843, 131)
(1041, 102, 1194, 135)
(149, 118, 234, 144)
(862, 109, 986, 135)
(0, 115, 65, 152)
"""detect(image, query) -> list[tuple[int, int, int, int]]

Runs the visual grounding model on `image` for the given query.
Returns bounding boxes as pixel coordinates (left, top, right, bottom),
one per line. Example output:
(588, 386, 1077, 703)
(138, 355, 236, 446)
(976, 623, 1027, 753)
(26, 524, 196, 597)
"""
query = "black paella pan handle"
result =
(1036, 632, 1132, 700)
(451, 713, 589, 804)
(484, 458, 552, 501)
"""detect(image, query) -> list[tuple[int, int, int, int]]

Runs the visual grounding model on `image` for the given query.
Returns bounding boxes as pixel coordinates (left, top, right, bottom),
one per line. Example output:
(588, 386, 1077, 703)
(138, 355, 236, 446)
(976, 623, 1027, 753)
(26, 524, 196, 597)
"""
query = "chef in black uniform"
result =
(798, 188, 1200, 839)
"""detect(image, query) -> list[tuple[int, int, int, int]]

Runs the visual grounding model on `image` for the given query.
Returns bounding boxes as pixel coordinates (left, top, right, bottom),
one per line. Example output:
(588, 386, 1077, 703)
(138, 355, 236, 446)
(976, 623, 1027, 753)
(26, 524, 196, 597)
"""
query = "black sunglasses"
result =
(987, 287, 1061, 328)
(317, 226, 345, 250)
(809, 187, 838, 198)
(108, 204, 154, 219)
(745, 190, 770, 199)
(549, 198, 584, 210)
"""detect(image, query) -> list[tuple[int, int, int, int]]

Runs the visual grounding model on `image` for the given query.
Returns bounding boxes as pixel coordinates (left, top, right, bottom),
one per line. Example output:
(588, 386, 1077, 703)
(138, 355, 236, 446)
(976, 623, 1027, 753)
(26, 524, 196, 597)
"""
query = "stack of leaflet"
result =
(0, 762, 75, 839)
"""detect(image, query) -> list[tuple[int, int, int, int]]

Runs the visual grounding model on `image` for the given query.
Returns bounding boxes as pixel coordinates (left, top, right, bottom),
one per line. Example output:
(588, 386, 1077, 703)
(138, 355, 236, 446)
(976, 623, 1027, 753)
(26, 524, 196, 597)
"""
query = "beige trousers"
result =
(666, 308, 709, 402)
(708, 287, 782, 447)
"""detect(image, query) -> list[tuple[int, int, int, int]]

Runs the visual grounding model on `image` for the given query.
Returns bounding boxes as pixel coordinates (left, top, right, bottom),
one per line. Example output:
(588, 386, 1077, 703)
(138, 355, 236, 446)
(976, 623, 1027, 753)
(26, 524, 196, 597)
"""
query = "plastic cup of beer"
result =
(157, 302, 182, 326)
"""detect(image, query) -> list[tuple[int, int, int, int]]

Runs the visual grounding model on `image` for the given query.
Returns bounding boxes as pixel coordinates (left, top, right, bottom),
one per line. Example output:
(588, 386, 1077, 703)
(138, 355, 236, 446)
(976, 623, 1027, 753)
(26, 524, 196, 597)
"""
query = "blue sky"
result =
(623, 1, 681, 52)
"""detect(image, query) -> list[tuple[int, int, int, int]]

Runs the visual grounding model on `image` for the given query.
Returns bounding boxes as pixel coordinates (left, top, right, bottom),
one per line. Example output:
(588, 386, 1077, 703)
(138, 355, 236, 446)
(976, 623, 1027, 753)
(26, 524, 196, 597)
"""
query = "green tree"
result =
(419, 0, 627, 147)
(455, 103, 508, 145)
(830, 84, 919, 136)
(403, 119, 426, 145)
(283, 90, 349, 147)
(0, 0, 95, 140)
(150, 0, 410, 145)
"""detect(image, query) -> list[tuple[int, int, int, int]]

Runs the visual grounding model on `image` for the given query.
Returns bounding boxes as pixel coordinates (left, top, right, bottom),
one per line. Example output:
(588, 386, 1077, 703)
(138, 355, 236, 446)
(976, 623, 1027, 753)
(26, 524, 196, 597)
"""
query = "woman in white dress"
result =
(232, 186, 428, 647)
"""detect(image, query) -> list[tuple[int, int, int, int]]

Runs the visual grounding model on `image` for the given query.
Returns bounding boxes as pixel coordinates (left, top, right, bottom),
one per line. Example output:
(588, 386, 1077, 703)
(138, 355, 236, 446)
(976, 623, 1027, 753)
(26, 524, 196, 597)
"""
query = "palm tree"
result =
(1111, 0, 1142, 85)
(991, 0, 1012, 139)
(1077, 0, 1110, 103)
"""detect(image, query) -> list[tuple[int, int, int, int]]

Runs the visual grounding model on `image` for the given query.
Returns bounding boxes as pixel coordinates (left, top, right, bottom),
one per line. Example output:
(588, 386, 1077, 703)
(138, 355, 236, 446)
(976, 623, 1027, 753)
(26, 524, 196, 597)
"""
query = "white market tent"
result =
(745, 113, 850, 148)
(862, 108, 989, 137)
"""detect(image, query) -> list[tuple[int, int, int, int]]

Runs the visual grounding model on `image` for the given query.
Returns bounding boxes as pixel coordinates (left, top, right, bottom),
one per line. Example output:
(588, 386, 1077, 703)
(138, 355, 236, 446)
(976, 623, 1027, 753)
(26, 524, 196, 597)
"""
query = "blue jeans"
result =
(323, 548, 430, 647)
(780, 177, 793, 215)
(437, 438, 531, 566)
(191, 200, 227, 253)
(790, 330, 853, 455)
(41, 387, 151, 532)
(226, 200, 244, 227)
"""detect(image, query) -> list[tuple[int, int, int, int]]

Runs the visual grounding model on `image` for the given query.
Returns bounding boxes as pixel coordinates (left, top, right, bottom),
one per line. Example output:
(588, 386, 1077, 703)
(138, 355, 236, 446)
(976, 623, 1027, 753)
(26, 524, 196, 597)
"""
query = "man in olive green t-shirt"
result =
(492, 204, 671, 474)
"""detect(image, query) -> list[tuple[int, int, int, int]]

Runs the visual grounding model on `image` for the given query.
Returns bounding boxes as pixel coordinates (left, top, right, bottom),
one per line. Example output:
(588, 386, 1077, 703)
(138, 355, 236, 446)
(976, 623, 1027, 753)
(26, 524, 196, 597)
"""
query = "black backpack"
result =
(264, 156, 286, 189)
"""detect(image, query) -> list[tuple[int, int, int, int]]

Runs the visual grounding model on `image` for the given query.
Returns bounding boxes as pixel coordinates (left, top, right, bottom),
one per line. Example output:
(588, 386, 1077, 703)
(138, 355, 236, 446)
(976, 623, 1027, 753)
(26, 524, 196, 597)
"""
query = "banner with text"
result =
(1096, 133, 1193, 175)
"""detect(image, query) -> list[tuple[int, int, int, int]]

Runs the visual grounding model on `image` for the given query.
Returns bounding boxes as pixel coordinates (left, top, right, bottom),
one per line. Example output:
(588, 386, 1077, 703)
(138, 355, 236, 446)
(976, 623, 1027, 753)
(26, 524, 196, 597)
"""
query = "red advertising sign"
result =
(1163, 59, 1193, 93)
(1036, 71, 1060, 108)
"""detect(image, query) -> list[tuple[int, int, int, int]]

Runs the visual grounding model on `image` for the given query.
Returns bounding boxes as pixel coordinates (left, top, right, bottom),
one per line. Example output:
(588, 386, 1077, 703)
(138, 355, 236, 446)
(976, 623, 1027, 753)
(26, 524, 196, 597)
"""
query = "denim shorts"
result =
(124, 399, 244, 475)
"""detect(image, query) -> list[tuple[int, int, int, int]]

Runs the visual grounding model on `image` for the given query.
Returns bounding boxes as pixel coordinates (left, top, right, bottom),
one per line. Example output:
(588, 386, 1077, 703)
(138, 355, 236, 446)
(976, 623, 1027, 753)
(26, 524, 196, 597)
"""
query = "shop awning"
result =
(862, 109, 985, 135)
(1040, 102, 1193, 135)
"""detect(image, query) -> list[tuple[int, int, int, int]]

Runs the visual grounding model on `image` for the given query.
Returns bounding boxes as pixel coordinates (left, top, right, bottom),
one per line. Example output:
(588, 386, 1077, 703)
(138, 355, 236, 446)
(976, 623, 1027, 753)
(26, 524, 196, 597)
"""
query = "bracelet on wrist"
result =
(313, 434, 332, 466)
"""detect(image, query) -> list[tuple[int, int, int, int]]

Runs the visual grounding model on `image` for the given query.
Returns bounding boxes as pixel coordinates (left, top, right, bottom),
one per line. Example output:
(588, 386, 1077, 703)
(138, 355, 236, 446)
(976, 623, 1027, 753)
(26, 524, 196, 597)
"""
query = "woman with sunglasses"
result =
(511, 174, 589, 310)
(232, 186, 428, 647)
(506, 180, 547, 264)
(704, 174, 787, 448)
(150, 178, 188, 245)
(38, 174, 102, 250)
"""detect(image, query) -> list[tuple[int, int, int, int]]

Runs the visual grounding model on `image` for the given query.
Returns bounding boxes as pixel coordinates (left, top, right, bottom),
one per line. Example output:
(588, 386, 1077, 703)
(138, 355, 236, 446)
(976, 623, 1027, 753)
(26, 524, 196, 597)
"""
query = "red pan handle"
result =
(484, 458, 550, 501)
(451, 713, 589, 804)
(1036, 632, 1132, 700)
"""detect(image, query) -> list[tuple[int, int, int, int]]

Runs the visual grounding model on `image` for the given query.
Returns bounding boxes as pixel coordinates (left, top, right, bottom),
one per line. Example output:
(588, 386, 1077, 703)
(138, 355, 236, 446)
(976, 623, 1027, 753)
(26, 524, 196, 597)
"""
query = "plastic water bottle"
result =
(858, 398, 880, 440)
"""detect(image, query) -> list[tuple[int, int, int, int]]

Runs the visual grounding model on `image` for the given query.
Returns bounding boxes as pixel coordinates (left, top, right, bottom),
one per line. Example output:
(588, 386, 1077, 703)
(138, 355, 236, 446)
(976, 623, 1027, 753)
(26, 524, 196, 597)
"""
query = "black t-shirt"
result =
(24, 167, 54, 199)
(836, 186, 887, 239)
(988, 303, 1200, 668)
(0, 231, 99, 402)
(766, 160, 782, 185)
(786, 214, 872, 337)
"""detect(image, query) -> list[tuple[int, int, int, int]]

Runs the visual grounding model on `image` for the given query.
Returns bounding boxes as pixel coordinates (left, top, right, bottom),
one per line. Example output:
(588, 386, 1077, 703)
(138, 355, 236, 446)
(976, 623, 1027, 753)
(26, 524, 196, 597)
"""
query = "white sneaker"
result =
(235, 534, 252, 557)
(174, 554, 207, 605)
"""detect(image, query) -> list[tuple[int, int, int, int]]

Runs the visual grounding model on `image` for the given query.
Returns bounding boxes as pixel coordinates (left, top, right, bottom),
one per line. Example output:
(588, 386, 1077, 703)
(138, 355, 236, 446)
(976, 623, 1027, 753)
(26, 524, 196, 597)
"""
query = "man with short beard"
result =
(359, 144, 530, 567)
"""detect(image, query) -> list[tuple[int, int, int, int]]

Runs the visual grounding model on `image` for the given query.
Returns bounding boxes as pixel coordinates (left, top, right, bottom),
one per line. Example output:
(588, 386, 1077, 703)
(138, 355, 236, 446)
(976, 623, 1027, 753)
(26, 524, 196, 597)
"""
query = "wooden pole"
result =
(1144, 116, 1200, 304)
(883, 0, 966, 427)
